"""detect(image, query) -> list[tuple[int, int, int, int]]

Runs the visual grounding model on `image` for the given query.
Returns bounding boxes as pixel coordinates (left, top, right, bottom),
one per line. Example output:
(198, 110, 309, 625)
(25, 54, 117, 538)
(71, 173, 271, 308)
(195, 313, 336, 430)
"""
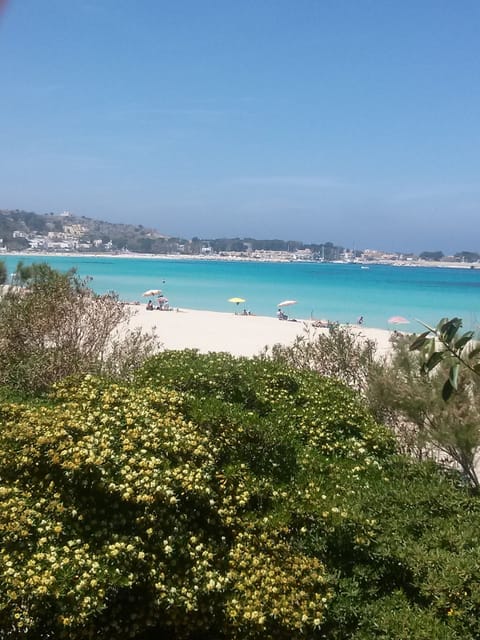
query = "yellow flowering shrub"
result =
(3, 352, 475, 639)
(225, 531, 331, 638)
(0, 372, 335, 639)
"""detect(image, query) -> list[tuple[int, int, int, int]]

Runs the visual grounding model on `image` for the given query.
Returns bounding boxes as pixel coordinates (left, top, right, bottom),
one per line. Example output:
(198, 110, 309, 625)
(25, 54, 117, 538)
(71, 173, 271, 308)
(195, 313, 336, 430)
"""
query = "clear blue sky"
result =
(1, 0, 479, 253)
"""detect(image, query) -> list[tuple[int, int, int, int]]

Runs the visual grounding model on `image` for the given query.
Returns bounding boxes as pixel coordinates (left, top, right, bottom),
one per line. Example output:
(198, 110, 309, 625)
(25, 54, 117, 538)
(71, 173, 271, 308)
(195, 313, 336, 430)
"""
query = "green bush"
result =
(265, 323, 377, 394)
(0, 263, 159, 394)
(0, 259, 7, 285)
(367, 332, 480, 489)
(1, 352, 480, 639)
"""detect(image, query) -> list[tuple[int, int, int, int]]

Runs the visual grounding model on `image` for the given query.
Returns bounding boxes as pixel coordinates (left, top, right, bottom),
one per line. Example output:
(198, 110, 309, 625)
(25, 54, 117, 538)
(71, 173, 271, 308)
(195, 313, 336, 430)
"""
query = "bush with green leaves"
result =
(265, 323, 377, 393)
(0, 262, 159, 394)
(1, 352, 480, 638)
(270, 321, 480, 491)
(410, 317, 480, 401)
(0, 259, 7, 285)
(366, 330, 480, 489)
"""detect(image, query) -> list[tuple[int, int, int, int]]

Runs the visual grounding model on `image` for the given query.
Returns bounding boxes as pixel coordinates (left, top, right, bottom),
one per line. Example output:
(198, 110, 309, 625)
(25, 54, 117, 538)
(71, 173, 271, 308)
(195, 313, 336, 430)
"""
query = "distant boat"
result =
(360, 265, 370, 270)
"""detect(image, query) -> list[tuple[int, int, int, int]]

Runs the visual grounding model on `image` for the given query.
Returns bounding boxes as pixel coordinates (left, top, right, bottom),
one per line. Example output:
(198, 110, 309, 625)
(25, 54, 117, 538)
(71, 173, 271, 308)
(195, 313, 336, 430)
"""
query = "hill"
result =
(0, 209, 183, 253)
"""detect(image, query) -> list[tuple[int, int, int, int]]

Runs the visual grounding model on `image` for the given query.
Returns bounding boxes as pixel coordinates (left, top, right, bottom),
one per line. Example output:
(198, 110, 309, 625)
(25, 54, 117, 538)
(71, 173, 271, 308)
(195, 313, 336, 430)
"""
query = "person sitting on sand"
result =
(146, 300, 154, 310)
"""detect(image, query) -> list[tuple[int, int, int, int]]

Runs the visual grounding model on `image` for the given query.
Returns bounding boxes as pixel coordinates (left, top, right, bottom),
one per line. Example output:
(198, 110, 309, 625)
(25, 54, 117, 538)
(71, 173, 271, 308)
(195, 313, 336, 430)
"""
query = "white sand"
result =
(127, 306, 395, 358)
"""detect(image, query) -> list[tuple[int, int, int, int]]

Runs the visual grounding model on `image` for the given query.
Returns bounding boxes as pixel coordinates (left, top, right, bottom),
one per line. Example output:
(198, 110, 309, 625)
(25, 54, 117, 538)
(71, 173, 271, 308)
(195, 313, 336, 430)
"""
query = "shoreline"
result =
(1, 250, 479, 269)
(126, 306, 395, 358)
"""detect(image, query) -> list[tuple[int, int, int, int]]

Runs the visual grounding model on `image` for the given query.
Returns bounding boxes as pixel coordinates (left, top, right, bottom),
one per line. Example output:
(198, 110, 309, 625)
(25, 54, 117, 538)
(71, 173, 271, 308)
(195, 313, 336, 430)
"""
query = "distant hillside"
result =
(0, 209, 186, 253)
(0, 208, 348, 258)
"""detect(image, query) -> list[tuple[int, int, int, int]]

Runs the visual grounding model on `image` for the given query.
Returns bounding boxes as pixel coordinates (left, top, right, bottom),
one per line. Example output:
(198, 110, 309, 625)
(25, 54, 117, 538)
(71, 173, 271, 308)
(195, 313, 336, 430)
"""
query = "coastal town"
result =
(1, 208, 478, 266)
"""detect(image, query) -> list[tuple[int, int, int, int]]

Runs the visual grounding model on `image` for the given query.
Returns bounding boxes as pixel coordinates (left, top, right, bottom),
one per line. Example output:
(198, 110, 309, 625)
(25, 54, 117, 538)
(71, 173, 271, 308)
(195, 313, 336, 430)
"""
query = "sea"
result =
(3, 255, 480, 332)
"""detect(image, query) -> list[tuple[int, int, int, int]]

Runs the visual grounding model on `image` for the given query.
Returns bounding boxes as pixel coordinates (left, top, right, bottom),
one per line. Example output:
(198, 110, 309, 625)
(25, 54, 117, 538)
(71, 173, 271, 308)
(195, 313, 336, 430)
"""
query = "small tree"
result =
(364, 323, 480, 489)
(0, 259, 6, 285)
(404, 317, 480, 489)
(0, 262, 159, 394)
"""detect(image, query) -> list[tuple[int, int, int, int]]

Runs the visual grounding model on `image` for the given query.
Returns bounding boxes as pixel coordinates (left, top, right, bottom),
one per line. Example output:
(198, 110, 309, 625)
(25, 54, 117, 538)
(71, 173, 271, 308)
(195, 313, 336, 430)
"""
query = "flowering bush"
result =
(1, 352, 479, 639)
(0, 366, 336, 638)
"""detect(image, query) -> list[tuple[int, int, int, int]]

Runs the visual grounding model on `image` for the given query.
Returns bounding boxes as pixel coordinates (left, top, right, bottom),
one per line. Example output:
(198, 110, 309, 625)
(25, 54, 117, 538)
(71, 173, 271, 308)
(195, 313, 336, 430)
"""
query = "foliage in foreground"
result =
(1, 352, 480, 639)
(266, 323, 377, 394)
(366, 329, 480, 489)
(265, 322, 480, 490)
(410, 316, 480, 401)
(0, 262, 159, 394)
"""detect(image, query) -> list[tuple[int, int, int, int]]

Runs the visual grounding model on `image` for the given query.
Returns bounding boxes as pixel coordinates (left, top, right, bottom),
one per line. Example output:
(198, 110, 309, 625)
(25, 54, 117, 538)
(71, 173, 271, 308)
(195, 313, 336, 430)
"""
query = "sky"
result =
(0, 0, 479, 254)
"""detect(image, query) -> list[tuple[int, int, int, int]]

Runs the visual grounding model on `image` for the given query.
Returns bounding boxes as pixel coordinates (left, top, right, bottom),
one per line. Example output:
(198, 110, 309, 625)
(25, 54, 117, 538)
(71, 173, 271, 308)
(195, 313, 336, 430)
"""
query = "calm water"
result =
(4, 255, 480, 331)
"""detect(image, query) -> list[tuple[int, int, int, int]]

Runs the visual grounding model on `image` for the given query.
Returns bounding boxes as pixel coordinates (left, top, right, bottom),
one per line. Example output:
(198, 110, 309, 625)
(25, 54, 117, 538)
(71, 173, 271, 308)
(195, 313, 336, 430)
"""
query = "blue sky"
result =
(0, 0, 479, 253)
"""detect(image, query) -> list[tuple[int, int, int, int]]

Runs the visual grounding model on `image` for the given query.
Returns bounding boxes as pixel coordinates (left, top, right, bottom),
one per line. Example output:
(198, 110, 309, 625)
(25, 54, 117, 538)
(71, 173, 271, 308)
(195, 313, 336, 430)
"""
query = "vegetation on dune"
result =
(1, 351, 480, 638)
(0, 259, 7, 285)
(0, 262, 159, 394)
(1, 265, 480, 638)
(266, 323, 377, 394)
(368, 329, 480, 489)
(268, 322, 480, 491)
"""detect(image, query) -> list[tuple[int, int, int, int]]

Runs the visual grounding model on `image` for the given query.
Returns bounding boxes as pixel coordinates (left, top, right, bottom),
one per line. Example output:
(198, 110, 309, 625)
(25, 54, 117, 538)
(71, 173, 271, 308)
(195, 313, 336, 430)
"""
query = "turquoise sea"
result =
(3, 255, 480, 332)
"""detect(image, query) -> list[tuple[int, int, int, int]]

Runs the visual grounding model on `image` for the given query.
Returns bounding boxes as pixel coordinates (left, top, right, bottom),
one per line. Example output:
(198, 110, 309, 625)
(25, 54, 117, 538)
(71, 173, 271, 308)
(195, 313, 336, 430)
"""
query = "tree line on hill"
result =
(3, 208, 478, 260)
(0, 209, 348, 256)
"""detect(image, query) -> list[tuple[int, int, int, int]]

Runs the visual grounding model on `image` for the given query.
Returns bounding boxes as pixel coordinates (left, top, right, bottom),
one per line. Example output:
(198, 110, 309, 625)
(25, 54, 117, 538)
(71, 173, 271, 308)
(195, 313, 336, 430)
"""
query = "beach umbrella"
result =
(278, 300, 297, 307)
(143, 289, 163, 297)
(228, 297, 246, 305)
(388, 315, 410, 325)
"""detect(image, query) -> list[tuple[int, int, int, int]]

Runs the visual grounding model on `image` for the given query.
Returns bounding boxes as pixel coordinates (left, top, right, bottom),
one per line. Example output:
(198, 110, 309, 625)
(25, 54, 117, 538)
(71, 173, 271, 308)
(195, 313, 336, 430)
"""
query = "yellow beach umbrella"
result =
(228, 297, 246, 304)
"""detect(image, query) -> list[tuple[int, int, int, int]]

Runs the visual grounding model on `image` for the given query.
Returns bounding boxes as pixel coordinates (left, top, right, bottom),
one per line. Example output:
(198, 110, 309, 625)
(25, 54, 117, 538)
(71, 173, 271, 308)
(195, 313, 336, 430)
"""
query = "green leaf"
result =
(424, 351, 445, 372)
(454, 331, 474, 350)
(435, 317, 450, 332)
(409, 332, 431, 351)
(449, 363, 459, 390)
(441, 318, 462, 344)
(442, 378, 455, 402)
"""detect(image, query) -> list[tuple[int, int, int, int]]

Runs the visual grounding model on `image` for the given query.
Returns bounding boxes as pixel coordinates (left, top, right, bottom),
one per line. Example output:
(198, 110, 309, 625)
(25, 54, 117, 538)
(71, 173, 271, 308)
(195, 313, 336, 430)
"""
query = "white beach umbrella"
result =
(143, 289, 163, 297)
(277, 300, 297, 307)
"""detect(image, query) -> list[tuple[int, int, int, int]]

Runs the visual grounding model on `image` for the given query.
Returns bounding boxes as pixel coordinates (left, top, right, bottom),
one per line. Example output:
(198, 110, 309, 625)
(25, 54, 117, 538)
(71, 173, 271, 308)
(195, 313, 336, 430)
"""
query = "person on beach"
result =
(357, 315, 364, 325)
(277, 308, 288, 320)
(146, 300, 154, 310)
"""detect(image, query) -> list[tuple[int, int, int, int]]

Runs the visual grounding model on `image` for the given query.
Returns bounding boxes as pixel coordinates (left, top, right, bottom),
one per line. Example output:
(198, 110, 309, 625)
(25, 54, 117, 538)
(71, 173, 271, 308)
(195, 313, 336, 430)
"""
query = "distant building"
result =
(64, 224, 88, 236)
(28, 237, 47, 249)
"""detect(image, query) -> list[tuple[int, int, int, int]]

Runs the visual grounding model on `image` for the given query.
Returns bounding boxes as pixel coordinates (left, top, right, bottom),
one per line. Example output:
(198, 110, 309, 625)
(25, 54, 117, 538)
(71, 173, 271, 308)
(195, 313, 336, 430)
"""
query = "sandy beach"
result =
(127, 306, 395, 358)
